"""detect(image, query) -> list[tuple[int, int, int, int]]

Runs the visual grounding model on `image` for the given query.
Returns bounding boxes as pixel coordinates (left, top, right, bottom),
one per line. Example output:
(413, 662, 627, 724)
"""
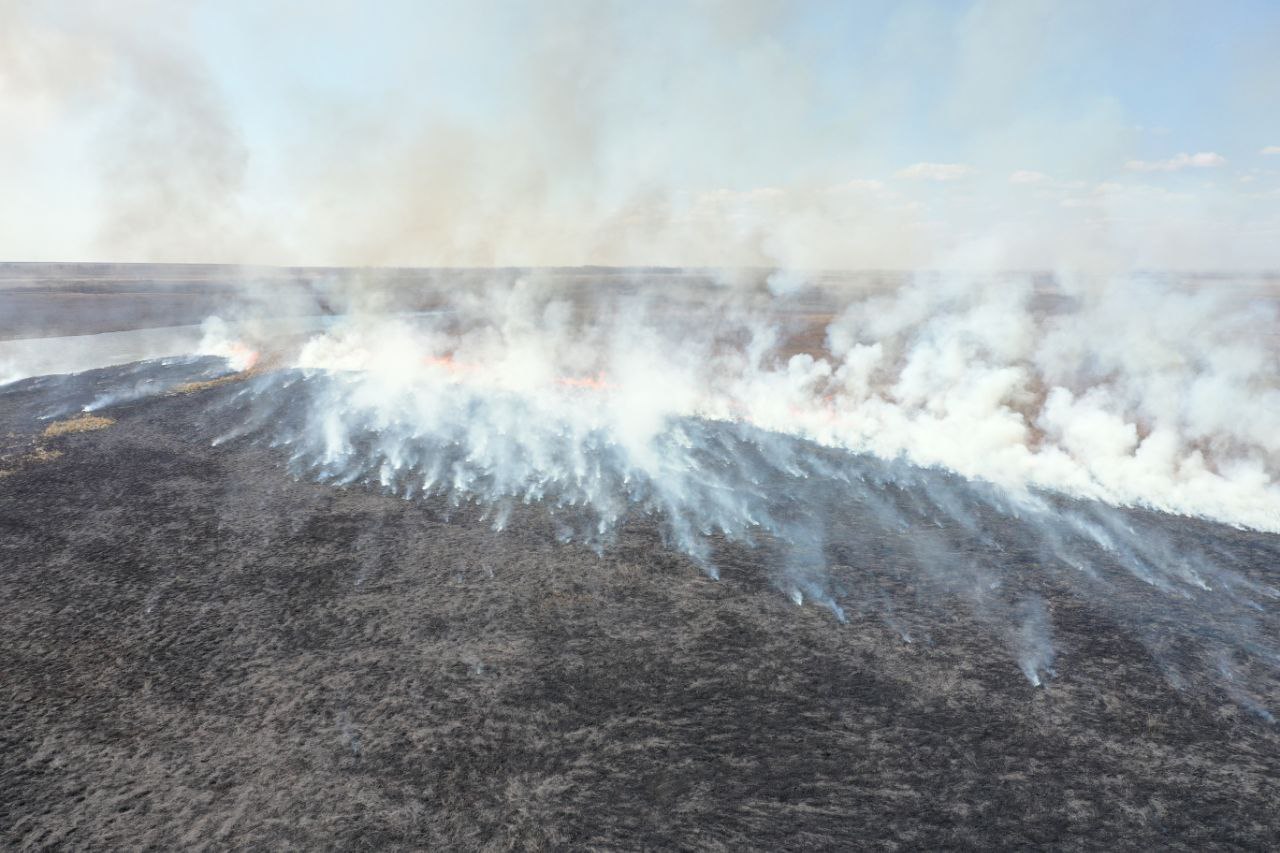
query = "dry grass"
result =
(0, 446, 64, 478)
(4, 367, 261, 480)
(1, 408, 117, 480)
(42, 414, 116, 437)
(169, 364, 267, 397)
(169, 373, 248, 395)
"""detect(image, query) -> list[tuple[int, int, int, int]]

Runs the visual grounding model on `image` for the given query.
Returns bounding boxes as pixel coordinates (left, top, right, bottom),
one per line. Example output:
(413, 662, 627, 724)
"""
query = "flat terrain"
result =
(3, 362, 1280, 851)
(4, 266, 1280, 850)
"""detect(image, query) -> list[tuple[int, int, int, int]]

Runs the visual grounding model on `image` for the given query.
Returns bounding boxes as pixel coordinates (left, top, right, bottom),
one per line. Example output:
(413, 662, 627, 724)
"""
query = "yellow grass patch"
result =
(0, 446, 63, 478)
(42, 414, 116, 437)
(168, 365, 265, 396)
(170, 373, 247, 395)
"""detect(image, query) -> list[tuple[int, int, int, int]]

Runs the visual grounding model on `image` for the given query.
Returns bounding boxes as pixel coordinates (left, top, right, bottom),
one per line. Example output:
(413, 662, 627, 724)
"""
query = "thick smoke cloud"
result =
(172, 269, 1278, 702)
(4, 1, 1279, 268)
(1, 0, 272, 261)
(225, 271, 1279, 533)
(2, 1, 1278, 709)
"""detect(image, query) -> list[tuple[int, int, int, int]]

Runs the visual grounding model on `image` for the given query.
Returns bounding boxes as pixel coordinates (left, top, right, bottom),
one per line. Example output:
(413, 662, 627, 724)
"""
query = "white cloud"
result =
(1123, 152, 1225, 172)
(1009, 170, 1050, 184)
(1261, 146, 1280, 155)
(896, 162, 976, 181)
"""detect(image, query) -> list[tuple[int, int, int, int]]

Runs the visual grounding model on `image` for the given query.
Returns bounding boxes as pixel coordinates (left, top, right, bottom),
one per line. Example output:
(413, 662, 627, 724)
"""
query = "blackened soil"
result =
(3, 384, 1280, 851)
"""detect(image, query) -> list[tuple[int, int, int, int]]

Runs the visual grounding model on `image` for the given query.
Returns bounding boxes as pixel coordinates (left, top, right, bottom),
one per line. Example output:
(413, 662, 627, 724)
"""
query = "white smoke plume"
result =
(5, 2, 1280, 270)
(223, 270, 1280, 533)
(3, 0, 1278, 708)
(184, 268, 1279, 699)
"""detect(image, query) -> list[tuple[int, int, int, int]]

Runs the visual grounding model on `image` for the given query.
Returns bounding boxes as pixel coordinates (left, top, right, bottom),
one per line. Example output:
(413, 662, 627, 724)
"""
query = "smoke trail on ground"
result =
(190, 269, 1279, 703)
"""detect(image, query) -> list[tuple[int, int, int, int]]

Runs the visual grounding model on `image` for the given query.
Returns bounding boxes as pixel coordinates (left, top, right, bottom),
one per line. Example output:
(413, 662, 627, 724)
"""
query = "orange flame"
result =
(228, 342, 260, 371)
(556, 372, 613, 391)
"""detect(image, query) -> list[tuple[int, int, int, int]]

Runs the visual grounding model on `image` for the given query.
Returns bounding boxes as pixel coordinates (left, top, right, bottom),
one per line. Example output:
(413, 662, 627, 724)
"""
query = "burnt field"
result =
(3, 360, 1280, 851)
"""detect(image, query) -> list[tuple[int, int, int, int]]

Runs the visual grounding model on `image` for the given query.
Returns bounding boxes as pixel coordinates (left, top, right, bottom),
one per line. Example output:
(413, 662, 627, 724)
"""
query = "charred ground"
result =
(2, 362, 1280, 851)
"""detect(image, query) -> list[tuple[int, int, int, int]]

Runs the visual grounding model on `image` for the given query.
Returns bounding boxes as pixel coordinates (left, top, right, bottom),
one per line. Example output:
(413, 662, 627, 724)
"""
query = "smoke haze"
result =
(2, 1, 1280, 704)
(3, 0, 1279, 269)
(173, 268, 1277, 697)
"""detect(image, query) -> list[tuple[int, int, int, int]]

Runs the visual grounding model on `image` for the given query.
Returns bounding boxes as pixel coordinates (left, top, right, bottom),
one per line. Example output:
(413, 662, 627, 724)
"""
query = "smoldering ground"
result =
(5, 0, 1280, 845)
(5, 266, 1279, 709)
(4, 266, 1280, 849)
(4, 345, 1280, 849)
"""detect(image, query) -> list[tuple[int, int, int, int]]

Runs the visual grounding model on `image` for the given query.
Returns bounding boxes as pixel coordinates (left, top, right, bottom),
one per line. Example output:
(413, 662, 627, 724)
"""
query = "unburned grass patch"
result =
(43, 414, 116, 438)
(0, 415, 116, 477)
(168, 365, 266, 397)
(169, 374, 246, 395)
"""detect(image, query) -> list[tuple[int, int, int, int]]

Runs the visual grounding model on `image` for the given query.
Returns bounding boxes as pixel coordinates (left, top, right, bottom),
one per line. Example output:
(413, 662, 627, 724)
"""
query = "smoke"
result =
(2, 0, 1278, 707)
(792, 271, 1280, 531)
(0, 0, 275, 262)
(0, 324, 210, 386)
(93, 33, 261, 262)
(5, 1, 1278, 269)
(180, 268, 1279, 701)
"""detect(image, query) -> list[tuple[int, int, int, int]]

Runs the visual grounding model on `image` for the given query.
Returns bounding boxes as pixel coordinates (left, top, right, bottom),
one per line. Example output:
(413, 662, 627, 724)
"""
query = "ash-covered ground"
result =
(3, 357, 1280, 851)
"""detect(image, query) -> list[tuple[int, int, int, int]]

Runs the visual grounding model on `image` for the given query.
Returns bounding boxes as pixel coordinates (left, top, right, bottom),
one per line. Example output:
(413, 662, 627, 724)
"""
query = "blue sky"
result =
(2, 0, 1279, 268)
